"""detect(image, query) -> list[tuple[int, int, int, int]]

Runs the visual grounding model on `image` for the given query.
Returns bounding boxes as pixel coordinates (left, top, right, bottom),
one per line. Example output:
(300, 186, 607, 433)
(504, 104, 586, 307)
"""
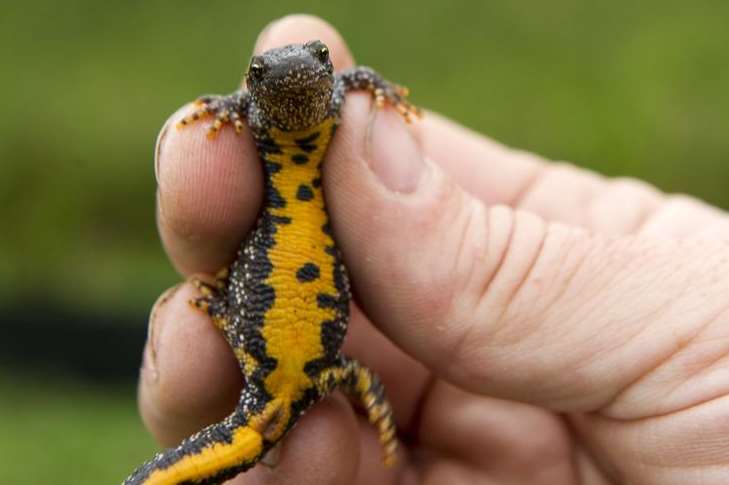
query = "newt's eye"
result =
(248, 60, 265, 80)
(316, 45, 329, 62)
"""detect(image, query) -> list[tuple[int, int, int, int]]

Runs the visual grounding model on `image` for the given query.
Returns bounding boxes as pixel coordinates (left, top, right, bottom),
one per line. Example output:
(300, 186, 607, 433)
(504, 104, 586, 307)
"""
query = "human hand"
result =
(139, 14, 729, 485)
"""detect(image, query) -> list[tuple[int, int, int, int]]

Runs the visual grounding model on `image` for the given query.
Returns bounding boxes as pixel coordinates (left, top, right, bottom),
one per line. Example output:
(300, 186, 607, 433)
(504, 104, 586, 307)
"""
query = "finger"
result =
(156, 15, 355, 276)
(570, 397, 729, 484)
(324, 92, 729, 413)
(156, 100, 262, 276)
(138, 282, 242, 444)
(419, 382, 576, 484)
(416, 114, 729, 236)
(389, 96, 659, 232)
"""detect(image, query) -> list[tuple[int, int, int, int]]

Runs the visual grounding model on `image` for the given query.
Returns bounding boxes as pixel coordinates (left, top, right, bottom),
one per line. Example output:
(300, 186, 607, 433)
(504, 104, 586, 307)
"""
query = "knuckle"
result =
(516, 163, 604, 213)
(442, 206, 549, 378)
(641, 194, 726, 237)
(587, 177, 663, 233)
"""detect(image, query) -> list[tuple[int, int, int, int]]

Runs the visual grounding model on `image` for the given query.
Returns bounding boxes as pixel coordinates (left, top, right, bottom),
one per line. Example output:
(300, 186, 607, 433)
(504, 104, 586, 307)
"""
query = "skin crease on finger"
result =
(143, 12, 729, 485)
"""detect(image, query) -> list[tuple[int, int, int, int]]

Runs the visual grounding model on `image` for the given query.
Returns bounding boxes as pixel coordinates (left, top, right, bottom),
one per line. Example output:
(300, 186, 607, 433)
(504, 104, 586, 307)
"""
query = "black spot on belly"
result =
(295, 132, 320, 153)
(296, 184, 314, 201)
(298, 144, 317, 153)
(291, 154, 309, 165)
(312, 177, 322, 188)
(296, 132, 320, 144)
(258, 137, 283, 155)
(269, 215, 292, 225)
(296, 262, 320, 282)
(321, 222, 332, 235)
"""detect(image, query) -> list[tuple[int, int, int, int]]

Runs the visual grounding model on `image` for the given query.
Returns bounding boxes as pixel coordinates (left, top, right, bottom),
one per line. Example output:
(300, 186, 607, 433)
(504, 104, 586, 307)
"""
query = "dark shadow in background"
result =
(2, 300, 147, 385)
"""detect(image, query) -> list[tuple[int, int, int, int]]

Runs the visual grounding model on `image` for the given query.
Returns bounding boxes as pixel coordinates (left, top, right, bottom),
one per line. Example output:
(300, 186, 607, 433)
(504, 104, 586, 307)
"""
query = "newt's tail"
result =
(122, 403, 268, 485)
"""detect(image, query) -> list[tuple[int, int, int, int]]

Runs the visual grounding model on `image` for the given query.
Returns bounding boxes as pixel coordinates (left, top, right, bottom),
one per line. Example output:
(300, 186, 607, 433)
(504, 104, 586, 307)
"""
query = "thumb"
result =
(324, 94, 729, 416)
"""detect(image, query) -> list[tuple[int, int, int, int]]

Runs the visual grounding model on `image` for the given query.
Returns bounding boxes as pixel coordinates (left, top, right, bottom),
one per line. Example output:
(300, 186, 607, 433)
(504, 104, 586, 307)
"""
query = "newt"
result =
(123, 40, 420, 485)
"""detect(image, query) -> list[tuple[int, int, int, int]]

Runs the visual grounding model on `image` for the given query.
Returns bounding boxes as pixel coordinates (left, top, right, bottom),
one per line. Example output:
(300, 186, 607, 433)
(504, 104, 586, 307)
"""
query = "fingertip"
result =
(156, 104, 263, 275)
(278, 396, 360, 484)
(138, 282, 242, 446)
(254, 14, 355, 70)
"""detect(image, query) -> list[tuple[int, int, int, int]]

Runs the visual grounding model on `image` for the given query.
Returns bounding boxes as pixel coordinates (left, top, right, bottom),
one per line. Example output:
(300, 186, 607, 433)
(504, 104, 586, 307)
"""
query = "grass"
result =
(0, 371, 155, 484)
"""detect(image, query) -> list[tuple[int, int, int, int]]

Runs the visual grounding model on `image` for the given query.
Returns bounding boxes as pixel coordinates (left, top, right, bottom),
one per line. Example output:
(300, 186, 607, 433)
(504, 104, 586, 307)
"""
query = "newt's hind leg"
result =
(318, 358, 398, 466)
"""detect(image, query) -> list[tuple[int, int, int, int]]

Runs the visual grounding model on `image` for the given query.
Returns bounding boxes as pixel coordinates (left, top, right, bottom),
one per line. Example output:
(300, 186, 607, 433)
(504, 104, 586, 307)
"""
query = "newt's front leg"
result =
(178, 90, 250, 137)
(189, 272, 229, 331)
(334, 66, 421, 122)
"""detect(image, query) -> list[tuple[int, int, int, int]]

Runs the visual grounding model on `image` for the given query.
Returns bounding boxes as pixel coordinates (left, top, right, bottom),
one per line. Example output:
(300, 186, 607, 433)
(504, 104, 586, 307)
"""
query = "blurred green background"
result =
(2, 1, 728, 482)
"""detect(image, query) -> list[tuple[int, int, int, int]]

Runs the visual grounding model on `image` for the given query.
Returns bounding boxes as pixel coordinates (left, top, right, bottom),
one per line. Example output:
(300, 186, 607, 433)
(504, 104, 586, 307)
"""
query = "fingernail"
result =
(142, 283, 182, 383)
(367, 109, 424, 194)
(254, 15, 292, 52)
(254, 20, 277, 49)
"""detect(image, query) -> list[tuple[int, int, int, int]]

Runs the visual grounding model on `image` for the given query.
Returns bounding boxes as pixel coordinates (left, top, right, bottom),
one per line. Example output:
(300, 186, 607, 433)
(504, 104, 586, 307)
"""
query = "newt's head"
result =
(246, 40, 335, 131)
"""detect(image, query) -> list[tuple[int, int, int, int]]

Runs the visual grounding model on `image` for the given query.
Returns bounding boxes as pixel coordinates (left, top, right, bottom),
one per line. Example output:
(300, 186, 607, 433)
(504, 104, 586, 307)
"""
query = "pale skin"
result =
(140, 14, 729, 485)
